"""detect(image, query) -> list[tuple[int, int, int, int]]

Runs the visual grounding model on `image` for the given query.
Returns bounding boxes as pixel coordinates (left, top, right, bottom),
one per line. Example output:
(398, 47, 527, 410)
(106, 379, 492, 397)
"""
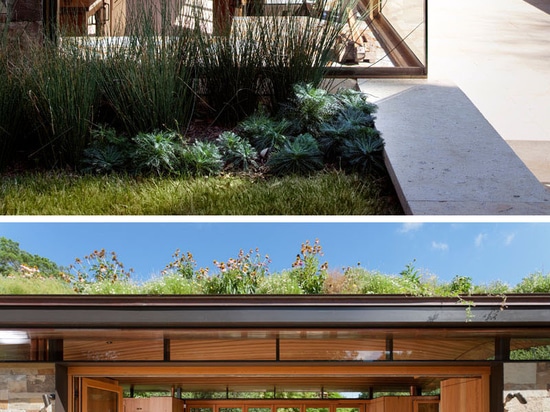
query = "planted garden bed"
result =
(0, 4, 403, 214)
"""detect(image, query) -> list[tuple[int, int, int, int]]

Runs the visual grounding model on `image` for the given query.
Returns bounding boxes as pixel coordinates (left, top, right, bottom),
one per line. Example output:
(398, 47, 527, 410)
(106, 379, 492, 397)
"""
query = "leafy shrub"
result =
(141, 274, 202, 295)
(182, 141, 224, 176)
(346, 268, 404, 294)
(216, 131, 259, 172)
(131, 131, 184, 175)
(473, 280, 511, 295)
(267, 133, 324, 176)
(449, 275, 473, 295)
(513, 272, 550, 293)
(257, 272, 303, 294)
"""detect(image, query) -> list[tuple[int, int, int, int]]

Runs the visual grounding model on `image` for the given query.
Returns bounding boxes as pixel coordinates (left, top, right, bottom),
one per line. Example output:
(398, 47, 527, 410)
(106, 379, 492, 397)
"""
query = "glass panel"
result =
(379, 0, 426, 65)
(336, 407, 360, 412)
(306, 408, 329, 412)
(0, 331, 30, 360)
(87, 386, 118, 412)
(0, 343, 30, 360)
(280, 339, 385, 361)
(510, 338, 550, 360)
(220, 408, 242, 412)
(249, 408, 271, 412)
(64, 339, 164, 361)
(191, 408, 213, 412)
(277, 407, 300, 412)
(59, 0, 425, 76)
(393, 338, 494, 360)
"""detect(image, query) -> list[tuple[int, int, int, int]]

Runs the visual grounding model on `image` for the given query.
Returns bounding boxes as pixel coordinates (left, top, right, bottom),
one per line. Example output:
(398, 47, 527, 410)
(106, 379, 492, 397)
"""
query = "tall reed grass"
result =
(24, 41, 101, 168)
(0, 48, 24, 170)
(96, 0, 197, 135)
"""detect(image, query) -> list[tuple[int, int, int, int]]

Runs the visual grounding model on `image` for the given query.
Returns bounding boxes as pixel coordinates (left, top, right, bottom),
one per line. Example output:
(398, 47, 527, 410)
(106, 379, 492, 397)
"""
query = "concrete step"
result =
(358, 79, 550, 215)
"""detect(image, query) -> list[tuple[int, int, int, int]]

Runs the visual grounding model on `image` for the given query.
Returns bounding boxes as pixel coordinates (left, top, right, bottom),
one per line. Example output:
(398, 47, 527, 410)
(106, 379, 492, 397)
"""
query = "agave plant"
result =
(267, 133, 324, 176)
(284, 83, 340, 134)
(131, 130, 184, 175)
(340, 128, 385, 174)
(334, 88, 378, 116)
(81, 126, 131, 174)
(182, 141, 224, 176)
(216, 131, 259, 172)
(236, 110, 293, 152)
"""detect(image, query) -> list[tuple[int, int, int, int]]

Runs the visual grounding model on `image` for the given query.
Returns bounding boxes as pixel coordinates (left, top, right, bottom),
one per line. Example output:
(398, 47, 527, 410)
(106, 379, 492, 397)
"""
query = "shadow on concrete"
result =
(523, 0, 550, 14)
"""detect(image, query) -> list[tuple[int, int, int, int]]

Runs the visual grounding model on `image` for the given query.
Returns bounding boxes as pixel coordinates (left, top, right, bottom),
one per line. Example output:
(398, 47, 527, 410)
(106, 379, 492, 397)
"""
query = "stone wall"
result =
(0, 0, 44, 49)
(504, 362, 550, 412)
(0, 363, 55, 412)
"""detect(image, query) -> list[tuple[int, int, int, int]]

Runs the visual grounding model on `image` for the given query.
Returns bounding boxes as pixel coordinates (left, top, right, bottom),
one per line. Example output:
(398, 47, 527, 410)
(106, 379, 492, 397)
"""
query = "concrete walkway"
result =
(358, 0, 550, 214)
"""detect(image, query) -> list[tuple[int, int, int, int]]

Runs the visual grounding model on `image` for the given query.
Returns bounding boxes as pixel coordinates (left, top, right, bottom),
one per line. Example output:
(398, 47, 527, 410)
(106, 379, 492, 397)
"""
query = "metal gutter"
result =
(1, 295, 549, 329)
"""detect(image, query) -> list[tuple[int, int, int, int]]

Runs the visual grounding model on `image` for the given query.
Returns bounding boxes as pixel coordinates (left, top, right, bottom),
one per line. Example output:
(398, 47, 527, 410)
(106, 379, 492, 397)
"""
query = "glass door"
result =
(81, 378, 123, 412)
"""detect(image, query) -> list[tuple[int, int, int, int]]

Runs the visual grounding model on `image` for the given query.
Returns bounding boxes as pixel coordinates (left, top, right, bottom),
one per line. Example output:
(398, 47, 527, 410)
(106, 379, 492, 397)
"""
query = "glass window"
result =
(279, 339, 385, 361)
(393, 338, 494, 361)
(57, 0, 426, 76)
(219, 408, 243, 412)
(379, 0, 426, 65)
(249, 407, 272, 412)
(0, 331, 30, 360)
(64, 339, 164, 361)
(510, 338, 550, 360)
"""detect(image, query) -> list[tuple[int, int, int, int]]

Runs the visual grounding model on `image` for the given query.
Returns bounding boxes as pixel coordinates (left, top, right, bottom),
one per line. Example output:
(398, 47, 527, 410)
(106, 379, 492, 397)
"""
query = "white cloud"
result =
(399, 223, 423, 233)
(504, 233, 516, 246)
(432, 241, 449, 251)
(475, 233, 488, 247)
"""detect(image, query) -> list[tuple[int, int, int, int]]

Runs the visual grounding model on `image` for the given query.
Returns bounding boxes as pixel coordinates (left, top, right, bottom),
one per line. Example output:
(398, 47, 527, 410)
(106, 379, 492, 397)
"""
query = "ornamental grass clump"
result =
(192, 0, 355, 122)
(24, 41, 101, 168)
(0, 51, 25, 171)
(96, 1, 196, 136)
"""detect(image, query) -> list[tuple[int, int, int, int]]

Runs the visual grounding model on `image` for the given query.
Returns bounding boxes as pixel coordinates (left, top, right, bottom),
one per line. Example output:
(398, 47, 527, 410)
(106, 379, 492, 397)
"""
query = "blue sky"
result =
(0, 219, 549, 286)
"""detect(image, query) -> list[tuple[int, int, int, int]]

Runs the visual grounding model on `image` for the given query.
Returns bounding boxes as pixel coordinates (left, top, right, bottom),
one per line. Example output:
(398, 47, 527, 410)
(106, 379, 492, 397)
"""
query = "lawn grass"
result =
(0, 171, 402, 215)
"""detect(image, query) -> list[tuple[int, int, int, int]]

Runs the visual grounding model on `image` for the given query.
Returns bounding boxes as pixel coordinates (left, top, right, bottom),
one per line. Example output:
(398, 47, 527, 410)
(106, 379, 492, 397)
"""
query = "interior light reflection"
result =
(0, 330, 30, 344)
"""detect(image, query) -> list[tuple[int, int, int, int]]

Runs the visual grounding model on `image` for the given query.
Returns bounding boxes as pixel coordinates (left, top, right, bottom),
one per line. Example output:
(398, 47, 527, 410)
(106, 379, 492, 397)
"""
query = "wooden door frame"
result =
(77, 377, 123, 412)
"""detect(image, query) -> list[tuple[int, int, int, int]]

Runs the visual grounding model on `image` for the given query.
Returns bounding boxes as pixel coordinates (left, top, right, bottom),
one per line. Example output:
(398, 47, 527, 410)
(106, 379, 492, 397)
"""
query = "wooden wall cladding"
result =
(64, 340, 164, 361)
(170, 339, 276, 361)
(440, 378, 485, 412)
